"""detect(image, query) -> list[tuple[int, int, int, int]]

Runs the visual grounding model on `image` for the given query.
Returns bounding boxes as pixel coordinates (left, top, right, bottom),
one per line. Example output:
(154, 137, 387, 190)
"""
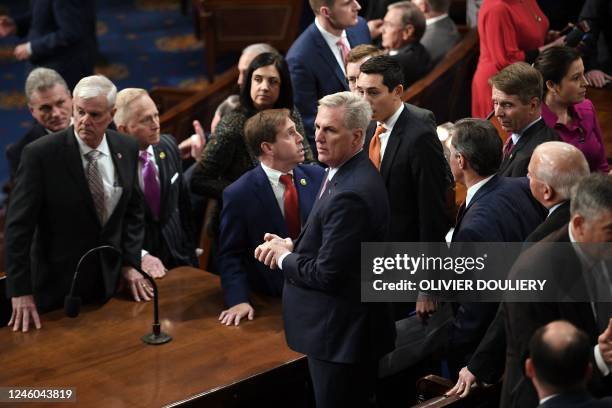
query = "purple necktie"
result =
(139, 150, 160, 219)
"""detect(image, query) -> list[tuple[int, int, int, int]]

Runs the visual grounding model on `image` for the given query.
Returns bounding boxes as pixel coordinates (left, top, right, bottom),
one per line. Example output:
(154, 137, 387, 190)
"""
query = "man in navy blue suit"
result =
(255, 92, 396, 407)
(445, 118, 544, 373)
(218, 108, 324, 326)
(0, 0, 96, 90)
(287, 0, 371, 155)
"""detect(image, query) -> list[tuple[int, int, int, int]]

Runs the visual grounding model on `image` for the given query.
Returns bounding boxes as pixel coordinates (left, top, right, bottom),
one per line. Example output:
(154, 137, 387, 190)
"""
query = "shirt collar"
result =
(314, 17, 347, 45)
(261, 162, 293, 187)
(426, 14, 448, 25)
(548, 201, 565, 217)
(74, 129, 110, 157)
(512, 116, 542, 144)
(541, 103, 584, 131)
(379, 104, 404, 133)
(465, 174, 495, 206)
(539, 394, 560, 405)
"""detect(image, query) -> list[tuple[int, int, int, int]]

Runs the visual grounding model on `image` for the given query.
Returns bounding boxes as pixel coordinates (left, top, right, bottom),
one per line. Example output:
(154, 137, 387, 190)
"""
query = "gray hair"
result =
(114, 88, 149, 126)
(73, 75, 117, 108)
(318, 91, 372, 133)
(25, 67, 69, 103)
(242, 43, 277, 56)
(531, 142, 590, 200)
(388, 1, 426, 40)
(570, 173, 612, 220)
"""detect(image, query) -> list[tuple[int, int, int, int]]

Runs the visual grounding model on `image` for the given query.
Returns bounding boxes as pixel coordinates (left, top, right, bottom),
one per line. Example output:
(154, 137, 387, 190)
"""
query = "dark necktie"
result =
(502, 137, 515, 160)
(279, 174, 300, 239)
(85, 150, 106, 224)
(140, 150, 161, 219)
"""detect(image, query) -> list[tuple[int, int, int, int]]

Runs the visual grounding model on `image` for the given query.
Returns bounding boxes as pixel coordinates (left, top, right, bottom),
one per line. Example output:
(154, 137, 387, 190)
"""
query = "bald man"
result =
(526, 142, 590, 242)
(526, 320, 612, 407)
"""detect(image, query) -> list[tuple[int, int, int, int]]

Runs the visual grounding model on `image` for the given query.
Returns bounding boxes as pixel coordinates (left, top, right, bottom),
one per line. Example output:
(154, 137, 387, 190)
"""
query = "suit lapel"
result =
(152, 143, 169, 220)
(252, 166, 288, 236)
(379, 106, 407, 182)
(454, 175, 500, 235)
(500, 119, 544, 171)
(312, 25, 349, 91)
(106, 132, 129, 224)
(63, 127, 101, 225)
(294, 166, 320, 224)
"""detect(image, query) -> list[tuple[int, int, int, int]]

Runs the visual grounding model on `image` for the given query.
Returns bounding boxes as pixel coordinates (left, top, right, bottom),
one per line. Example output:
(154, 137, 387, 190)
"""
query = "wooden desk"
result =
(587, 85, 612, 159)
(0, 267, 305, 407)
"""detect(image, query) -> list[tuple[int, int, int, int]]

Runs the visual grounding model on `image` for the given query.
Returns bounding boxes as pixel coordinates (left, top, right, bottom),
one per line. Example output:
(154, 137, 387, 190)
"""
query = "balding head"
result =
(527, 141, 589, 208)
(526, 320, 591, 398)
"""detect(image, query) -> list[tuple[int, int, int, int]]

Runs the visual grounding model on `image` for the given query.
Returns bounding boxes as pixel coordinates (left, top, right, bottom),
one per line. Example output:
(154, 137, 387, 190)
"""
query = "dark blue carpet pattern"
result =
(0, 0, 236, 194)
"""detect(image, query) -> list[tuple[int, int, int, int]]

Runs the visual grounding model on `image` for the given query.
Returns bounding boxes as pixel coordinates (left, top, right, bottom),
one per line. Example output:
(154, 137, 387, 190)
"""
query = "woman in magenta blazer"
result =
(535, 46, 609, 173)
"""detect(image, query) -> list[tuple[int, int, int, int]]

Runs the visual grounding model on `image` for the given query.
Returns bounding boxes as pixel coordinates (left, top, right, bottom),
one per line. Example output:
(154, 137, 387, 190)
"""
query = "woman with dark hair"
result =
(534, 46, 608, 173)
(190, 52, 313, 236)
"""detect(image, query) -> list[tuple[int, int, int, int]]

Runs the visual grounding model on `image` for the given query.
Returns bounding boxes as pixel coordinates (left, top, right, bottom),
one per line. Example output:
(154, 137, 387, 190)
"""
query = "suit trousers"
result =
(307, 356, 378, 408)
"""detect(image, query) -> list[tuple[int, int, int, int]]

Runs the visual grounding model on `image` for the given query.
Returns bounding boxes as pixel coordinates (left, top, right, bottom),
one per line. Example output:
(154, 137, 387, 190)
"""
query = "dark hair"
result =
(489, 62, 543, 104)
(240, 52, 294, 116)
(570, 173, 612, 220)
(359, 55, 405, 92)
(534, 46, 582, 96)
(529, 321, 591, 389)
(450, 118, 502, 176)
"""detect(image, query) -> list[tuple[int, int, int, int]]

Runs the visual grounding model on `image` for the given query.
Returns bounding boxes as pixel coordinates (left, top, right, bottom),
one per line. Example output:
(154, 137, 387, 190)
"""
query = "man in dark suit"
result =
(381, 1, 431, 87)
(287, 0, 371, 153)
(6, 67, 72, 183)
(358, 55, 450, 243)
(5, 75, 147, 333)
(0, 0, 96, 90)
(501, 174, 612, 407)
(490, 62, 559, 177)
(448, 141, 591, 398)
(526, 320, 612, 408)
(413, 0, 460, 65)
(526, 142, 590, 242)
(445, 118, 544, 372)
(217, 109, 324, 326)
(255, 92, 396, 407)
(115, 88, 197, 277)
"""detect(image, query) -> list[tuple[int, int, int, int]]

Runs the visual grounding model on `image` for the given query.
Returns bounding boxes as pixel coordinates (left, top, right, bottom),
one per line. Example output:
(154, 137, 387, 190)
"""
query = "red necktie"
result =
(279, 174, 300, 239)
(368, 124, 386, 170)
(502, 137, 515, 159)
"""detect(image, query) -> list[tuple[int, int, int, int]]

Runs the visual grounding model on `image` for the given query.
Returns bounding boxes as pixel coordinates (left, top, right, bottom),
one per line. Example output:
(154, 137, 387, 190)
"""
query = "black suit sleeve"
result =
(283, 192, 367, 293)
(467, 305, 506, 383)
(4, 144, 44, 297)
(29, 0, 87, 59)
(412, 111, 452, 241)
(120, 153, 145, 269)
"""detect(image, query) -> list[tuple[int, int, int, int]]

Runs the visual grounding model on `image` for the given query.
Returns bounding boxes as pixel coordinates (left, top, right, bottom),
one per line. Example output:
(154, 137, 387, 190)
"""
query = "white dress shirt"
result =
(261, 162, 293, 217)
(74, 131, 122, 224)
(378, 104, 405, 160)
(425, 14, 449, 25)
(314, 17, 349, 75)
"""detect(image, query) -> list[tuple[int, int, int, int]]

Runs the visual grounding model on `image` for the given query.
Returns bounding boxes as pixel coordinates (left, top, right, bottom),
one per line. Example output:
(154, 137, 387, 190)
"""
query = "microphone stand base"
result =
(141, 332, 172, 345)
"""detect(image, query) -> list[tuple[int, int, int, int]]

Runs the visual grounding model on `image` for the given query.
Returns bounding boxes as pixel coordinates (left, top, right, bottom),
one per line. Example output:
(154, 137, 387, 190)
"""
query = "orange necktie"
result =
(368, 124, 386, 170)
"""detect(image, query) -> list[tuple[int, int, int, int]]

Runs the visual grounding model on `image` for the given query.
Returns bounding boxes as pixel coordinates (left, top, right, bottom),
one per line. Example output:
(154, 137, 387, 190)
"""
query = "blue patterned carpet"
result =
(0, 0, 237, 193)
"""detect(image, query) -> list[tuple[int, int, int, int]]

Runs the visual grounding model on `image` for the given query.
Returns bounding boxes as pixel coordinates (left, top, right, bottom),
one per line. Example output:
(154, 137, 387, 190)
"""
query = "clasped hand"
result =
(254, 233, 293, 269)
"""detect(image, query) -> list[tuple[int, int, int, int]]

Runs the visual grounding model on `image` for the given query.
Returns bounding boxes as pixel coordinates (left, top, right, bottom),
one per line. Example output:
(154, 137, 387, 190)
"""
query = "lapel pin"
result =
(159, 151, 166, 160)
(300, 178, 307, 186)
(117, 152, 122, 159)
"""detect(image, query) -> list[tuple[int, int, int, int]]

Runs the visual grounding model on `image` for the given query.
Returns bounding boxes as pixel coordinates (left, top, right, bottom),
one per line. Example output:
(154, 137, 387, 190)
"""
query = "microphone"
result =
(64, 244, 172, 345)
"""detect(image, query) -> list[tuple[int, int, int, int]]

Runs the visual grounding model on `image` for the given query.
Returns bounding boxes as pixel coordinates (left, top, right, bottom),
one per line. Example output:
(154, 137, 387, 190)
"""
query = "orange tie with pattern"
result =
(368, 124, 386, 170)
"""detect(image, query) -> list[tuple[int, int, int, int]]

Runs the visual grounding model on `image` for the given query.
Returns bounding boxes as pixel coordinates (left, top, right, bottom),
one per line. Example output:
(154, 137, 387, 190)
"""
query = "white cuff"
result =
(25, 42, 32, 56)
(141, 249, 149, 258)
(594, 344, 611, 376)
(277, 251, 291, 270)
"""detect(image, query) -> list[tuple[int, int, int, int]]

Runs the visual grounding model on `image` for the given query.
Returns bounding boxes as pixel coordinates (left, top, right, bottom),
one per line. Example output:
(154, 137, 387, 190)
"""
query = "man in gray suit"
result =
(413, 0, 460, 65)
